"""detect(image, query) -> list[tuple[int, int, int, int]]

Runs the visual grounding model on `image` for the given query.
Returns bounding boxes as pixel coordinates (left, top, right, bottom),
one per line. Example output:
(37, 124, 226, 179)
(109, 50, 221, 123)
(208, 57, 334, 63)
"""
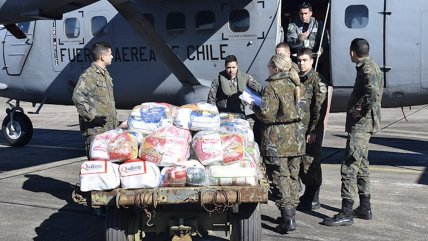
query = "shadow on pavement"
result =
(22, 174, 104, 241)
(0, 129, 85, 172)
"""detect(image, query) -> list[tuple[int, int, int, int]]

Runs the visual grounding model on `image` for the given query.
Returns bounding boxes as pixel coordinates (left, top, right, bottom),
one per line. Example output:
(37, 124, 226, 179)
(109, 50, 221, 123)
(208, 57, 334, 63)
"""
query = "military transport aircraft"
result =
(0, 0, 428, 146)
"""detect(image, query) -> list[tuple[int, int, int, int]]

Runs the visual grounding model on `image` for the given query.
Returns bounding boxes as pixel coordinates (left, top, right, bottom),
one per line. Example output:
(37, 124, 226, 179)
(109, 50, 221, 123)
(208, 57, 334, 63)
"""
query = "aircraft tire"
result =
(230, 203, 261, 241)
(105, 206, 140, 241)
(1, 112, 33, 146)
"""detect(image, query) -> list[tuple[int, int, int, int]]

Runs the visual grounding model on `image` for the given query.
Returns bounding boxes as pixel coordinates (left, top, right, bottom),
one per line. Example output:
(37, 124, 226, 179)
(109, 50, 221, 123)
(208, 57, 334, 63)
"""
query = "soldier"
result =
(296, 48, 328, 211)
(72, 42, 118, 159)
(251, 54, 306, 234)
(275, 42, 299, 71)
(286, 2, 328, 56)
(322, 38, 383, 226)
(207, 55, 262, 116)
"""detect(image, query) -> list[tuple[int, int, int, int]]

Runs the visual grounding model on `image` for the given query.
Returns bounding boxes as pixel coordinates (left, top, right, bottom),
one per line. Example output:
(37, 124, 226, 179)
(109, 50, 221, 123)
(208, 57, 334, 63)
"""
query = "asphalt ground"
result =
(0, 98, 427, 241)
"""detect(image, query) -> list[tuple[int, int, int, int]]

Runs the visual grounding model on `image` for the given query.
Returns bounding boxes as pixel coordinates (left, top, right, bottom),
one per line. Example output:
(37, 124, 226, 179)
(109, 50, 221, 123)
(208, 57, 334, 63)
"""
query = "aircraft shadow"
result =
(22, 174, 105, 241)
(0, 128, 85, 172)
(321, 135, 428, 185)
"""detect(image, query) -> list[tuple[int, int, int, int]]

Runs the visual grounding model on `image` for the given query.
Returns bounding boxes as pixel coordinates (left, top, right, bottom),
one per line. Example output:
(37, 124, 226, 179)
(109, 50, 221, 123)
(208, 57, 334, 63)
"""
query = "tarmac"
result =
(0, 97, 427, 241)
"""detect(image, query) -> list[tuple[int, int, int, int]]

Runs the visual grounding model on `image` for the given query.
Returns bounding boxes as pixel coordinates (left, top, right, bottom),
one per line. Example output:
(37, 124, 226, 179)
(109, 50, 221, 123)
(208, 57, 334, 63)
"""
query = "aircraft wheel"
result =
(1, 112, 33, 146)
(230, 203, 261, 241)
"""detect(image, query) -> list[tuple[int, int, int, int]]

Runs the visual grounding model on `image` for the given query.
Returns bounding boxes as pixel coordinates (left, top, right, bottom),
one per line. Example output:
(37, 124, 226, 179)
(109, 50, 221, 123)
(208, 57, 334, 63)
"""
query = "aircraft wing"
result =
(108, 0, 200, 86)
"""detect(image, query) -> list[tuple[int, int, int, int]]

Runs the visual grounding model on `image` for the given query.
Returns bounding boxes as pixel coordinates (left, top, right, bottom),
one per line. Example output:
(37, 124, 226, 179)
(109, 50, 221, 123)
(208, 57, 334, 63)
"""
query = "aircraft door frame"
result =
(330, 0, 384, 87)
(2, 22, 35, 76)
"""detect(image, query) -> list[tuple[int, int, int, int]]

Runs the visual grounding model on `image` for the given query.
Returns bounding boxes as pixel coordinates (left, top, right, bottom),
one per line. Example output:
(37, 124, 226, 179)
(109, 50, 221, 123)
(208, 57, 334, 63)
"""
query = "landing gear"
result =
(1, 100, 33, 146)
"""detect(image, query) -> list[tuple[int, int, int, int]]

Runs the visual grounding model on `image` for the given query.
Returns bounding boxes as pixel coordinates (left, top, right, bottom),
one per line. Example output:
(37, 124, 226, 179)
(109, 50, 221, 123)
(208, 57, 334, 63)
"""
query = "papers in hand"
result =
(239, 88, 262, 107)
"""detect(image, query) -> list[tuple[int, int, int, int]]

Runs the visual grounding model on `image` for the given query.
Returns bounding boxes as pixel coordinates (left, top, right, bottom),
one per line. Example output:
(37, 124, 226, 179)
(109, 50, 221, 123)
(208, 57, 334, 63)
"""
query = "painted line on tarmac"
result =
(0, 156, 85, 180)
(323, 163, 426, 174)
(0, 143, 83, 150)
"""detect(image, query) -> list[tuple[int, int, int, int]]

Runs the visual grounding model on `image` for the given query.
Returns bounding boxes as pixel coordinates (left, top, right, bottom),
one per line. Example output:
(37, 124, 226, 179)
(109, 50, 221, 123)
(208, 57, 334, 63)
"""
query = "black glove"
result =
(91, 116, 107, 126)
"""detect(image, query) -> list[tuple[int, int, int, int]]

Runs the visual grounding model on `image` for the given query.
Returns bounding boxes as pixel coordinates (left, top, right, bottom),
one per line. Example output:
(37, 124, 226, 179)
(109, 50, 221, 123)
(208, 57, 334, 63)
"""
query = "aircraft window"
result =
(91, 16, 107, 36)
(195, 11, 215, 32)
(64, 18, 80, 38)
(229, 10, 250, 32)
(17, 22, 31, 33)
(166, 12, 185, 33)
(345, 5, 369, 29)
(143, 14, 155, 27)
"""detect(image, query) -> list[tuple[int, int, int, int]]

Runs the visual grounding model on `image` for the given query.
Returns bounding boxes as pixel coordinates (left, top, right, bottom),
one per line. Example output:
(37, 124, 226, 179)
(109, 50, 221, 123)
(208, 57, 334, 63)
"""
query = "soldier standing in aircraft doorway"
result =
(72, 42, 118, 159)
(207, 55, 262, 116)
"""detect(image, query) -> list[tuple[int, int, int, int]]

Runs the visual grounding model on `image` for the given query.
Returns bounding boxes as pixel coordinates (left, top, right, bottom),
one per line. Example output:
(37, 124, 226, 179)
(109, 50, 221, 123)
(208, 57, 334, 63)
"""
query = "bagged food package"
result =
(119, 158, 161, 189)
(125, 130, 145, 147)
(220, 132, 245, 164)
(220, 122, 254, 146)
(245, 142, 261, 164)
(174, 102, 220, 131)
(80, 160, 120, 191)
(89, 129, 123, 160)
(153, 125, 192, 143)
(139, 135, 190, 166)
(108, 132, 139, 162)
(192, 131, 223, 166)
(180, 159, 207, 186)
(128, 102, 174, 134)
(208, 160, 258, 186)
(160, 166, 187, 187)
(219, 112, 246, 122)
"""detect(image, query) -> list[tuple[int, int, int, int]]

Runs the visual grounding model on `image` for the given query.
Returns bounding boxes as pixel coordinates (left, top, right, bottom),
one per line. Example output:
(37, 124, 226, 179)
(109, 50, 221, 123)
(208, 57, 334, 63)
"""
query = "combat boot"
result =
(353, 195, 372, 220)
(322, 199, 354, 226)
(276, 208, 296, 234)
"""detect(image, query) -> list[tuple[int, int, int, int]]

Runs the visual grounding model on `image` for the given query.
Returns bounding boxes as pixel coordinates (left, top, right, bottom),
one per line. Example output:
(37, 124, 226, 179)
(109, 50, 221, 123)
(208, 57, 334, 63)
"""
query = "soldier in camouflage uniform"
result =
(72, 42, 118, 159)
(323, 38, 383, 226)
(252, 54, 306, 234)
(207, 55, 262, 115)
(286, 2, 328, 56)
(275, 42, 299, 71)
(296, 48, 328, 211)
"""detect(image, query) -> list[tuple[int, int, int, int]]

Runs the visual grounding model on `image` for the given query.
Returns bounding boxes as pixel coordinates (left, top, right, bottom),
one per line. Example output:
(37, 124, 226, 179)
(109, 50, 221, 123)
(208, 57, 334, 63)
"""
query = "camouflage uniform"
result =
(207, 70, 262, 115)
(287, 17, 328, 54)
(253, 71, 305, 209)
(299, 69, 328, 186)
(341, 57, 383, 200)
(72, 62, 118, 156)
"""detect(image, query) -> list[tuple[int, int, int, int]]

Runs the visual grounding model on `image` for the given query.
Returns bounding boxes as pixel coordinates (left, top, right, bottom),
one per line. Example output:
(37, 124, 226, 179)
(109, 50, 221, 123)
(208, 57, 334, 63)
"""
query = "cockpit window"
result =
(64, 18, 80, 38)
(17, 22, 31, 33)
(91, 16, 107, 36)
(166, 12, 185, 34)
(345, 5, 369, 29)
(229, 9, 250, 32)
(195, 10, 215, 32)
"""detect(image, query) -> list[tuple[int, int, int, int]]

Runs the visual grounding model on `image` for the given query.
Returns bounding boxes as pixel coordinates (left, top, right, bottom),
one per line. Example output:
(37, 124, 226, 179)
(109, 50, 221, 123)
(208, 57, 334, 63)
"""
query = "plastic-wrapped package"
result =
(152, 125, 192, 143)
(128, 102, 174, 134)
(245, 142, 261, 164)
(139, 135, 190, 166)
(125, 130, 145, 147)
(174, 102, 220, 131)
(160, 166, 187, 187)
(208, 160, 258, 186)
(220, 133, 245, 164)
(89, 129, 123, 160)
(108, 132, 139, 162)
(219, 112, 246, 122)
(80, 160, 120, 191)
(119, 158, 161, 189)
(192, 131, 223, 166)
(180, 159, 207, 186)
(220, 123, 254, 146)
